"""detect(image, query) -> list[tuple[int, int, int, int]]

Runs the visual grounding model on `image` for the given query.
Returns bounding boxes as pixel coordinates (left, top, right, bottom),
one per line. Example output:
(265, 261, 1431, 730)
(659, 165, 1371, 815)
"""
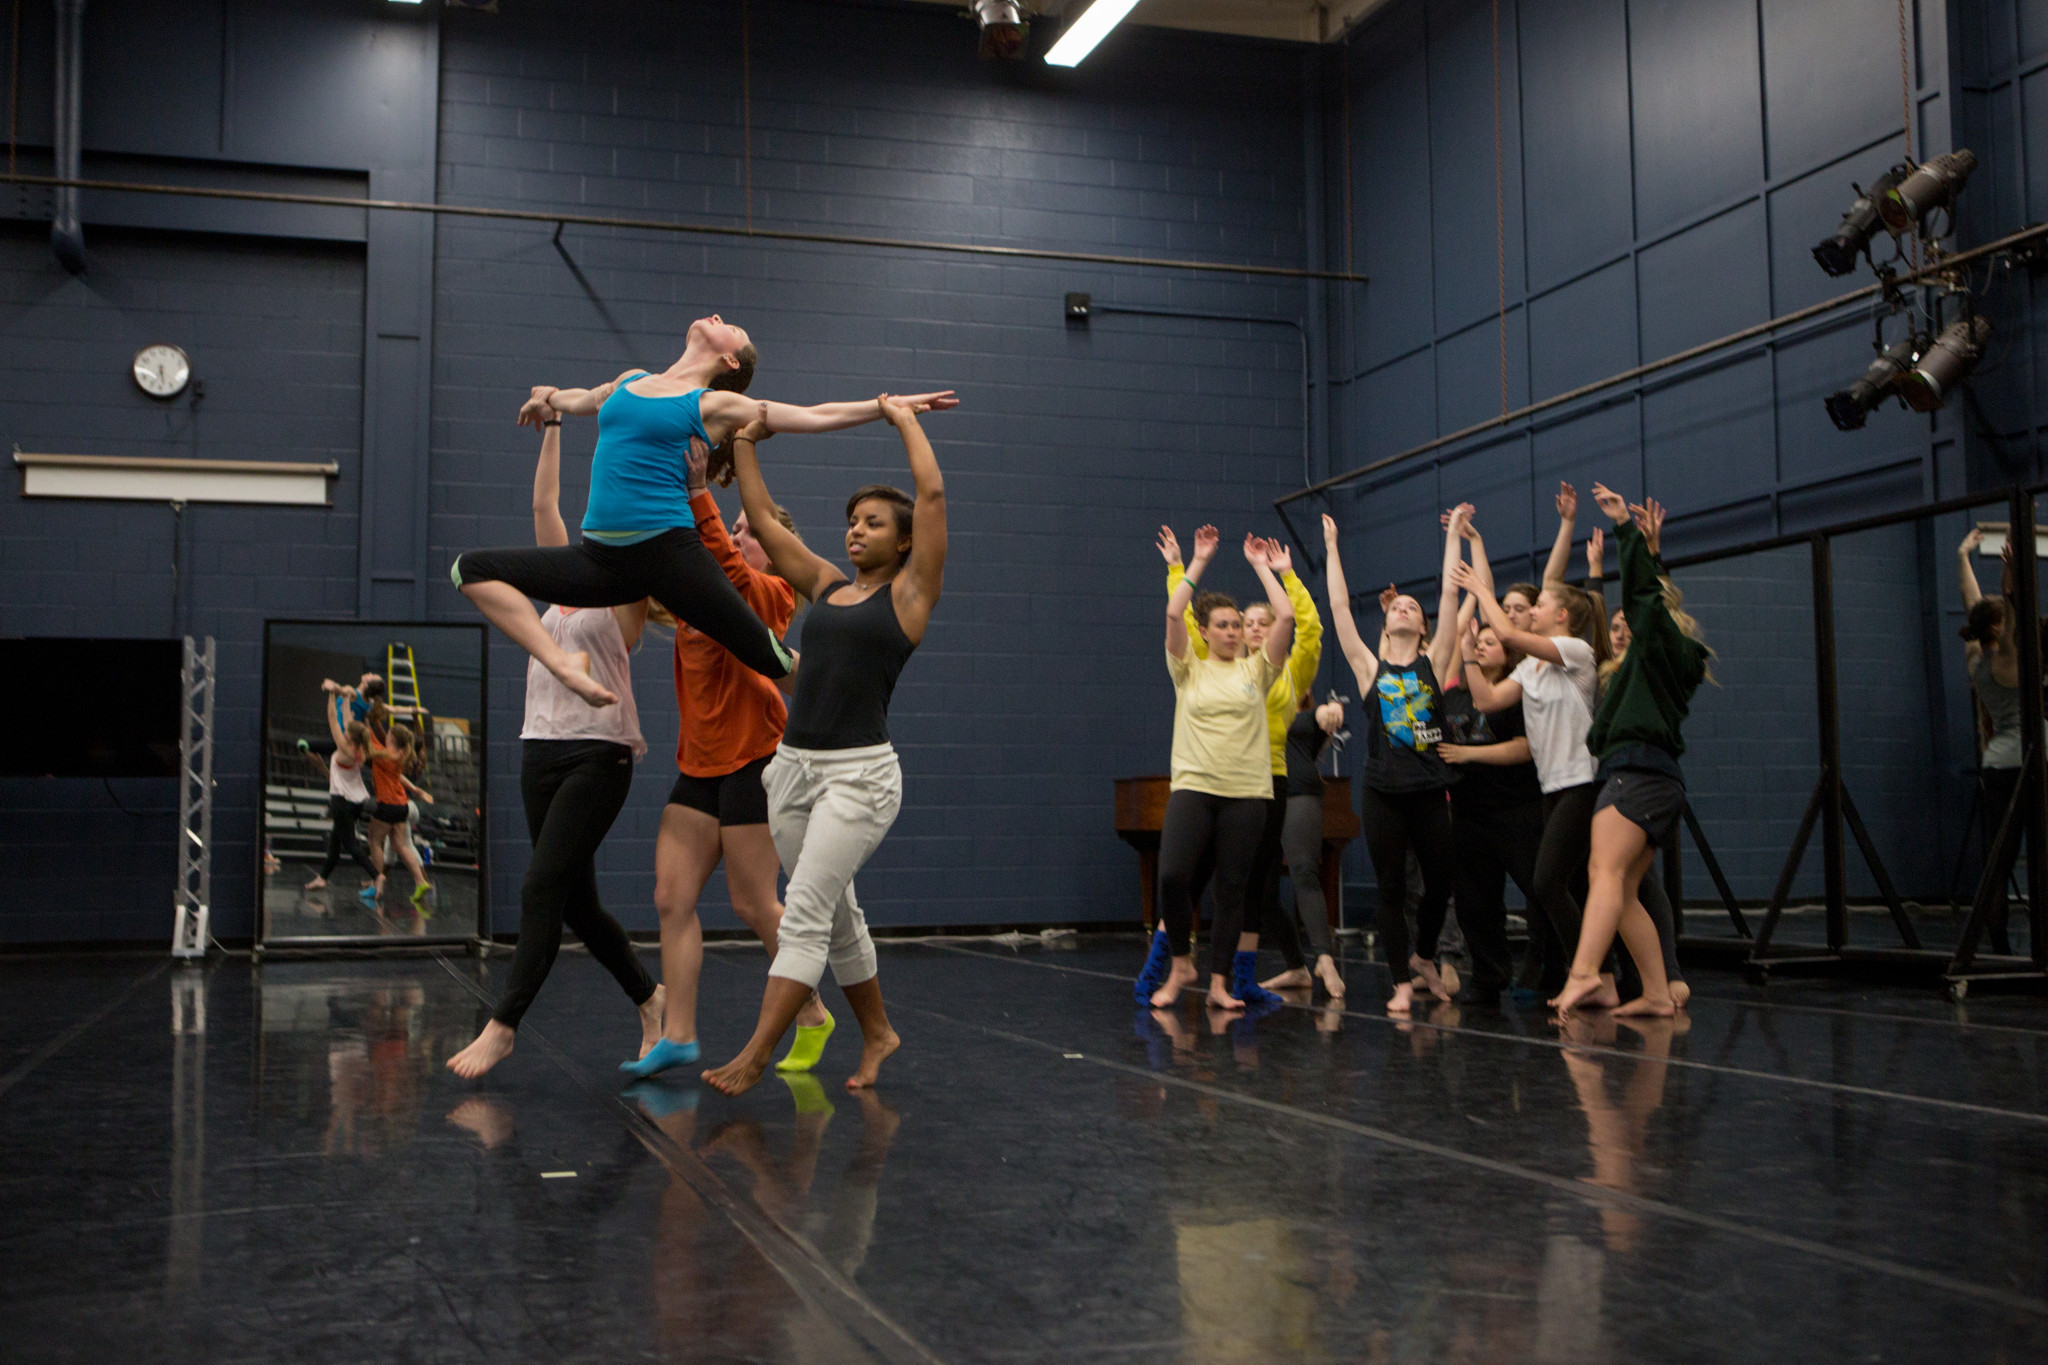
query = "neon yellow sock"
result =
(774, 1012, 835, 1073)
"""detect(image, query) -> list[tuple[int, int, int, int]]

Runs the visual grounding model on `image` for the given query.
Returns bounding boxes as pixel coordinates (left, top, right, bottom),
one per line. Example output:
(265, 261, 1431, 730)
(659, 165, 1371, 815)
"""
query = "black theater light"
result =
(1813, 168, 1905, 277)
(1878, 151, 1977, 235)
(1824, 338, 1916, 431)
(971, 0, 1029, 58)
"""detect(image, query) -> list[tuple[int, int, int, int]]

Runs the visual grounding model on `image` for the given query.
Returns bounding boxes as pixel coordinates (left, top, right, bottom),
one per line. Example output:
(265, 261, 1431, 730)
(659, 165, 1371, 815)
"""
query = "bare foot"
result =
(447, 1020, 517, 1078)
(1386, 981, 1416, 1015)
(637, 985, 666, 1060)
(551, 650, 618, 709)
(846, 1028, 900, 1091)
(1409, 956, 1453, 1002)
(1262, 967, 1314, 990)
(702, 1050, 771, 1097)
(1549, 973, 1616, 1017)
(796, 991, 831, 1029)
(1671, 978, 1691, 1009)
(1314, 955, 1347, 998)
(1150, 956, 1198, 1008)
(446, 1096, 513, 1148)
(1205, 976, 1246, 1012)
(304, 875, 327, 890)
(1613, 991, 1676, 1019)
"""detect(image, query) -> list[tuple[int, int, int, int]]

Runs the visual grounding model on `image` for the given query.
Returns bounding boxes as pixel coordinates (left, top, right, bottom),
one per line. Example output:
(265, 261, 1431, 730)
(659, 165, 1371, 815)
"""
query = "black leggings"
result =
(494, 739, 657, 1029)
(1242, 775, 1288, 950)
(455, 527, 793, 680)
(1157, 789, 1268, 979)
(1359, 785, 1454, 971)
(320, 796, 378, 880)
(1266, 792, 1335, 968)
(1450, 795, 1546, 991)
(1536, 782, 1684, 987)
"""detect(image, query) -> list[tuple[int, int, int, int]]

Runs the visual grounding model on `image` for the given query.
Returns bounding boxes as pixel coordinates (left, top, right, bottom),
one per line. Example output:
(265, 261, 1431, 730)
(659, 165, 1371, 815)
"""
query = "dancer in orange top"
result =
(625, 437, 834, 1080)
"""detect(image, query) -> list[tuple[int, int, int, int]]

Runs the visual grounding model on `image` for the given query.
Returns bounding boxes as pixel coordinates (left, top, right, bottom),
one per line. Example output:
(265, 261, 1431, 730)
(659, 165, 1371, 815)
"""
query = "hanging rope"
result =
(742, 0, 754, 233)
(1898, 0, 1916, 273)
(9, 0, 19, 178)
(1493, 0, 1507, 417)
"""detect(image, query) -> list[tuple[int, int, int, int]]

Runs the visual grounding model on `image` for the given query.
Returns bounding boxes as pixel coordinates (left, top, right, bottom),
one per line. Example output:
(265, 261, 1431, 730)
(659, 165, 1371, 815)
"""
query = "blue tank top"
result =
(580, 374, 704, 539)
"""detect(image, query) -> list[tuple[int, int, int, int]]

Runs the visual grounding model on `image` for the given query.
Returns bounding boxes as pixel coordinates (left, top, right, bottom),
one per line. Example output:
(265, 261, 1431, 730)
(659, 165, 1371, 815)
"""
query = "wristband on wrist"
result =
(542, 418, 561, 427)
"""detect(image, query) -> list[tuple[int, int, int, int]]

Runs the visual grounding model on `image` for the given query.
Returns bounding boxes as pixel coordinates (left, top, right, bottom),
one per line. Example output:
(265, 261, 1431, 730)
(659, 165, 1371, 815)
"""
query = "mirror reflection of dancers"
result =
(364, 723, 434, 910)
(1957, 525, 2035, 951)
(449, 315, 955, 707)
(446, 415, 665, 1079)
(303, 683, 378, 892)
(1143, 527, 1296, 1012)
(1322, 510, 1462, 1015)
(624, 436, 835, 1081)
(1551, 485, 1714, 1018)
(702, 394, 949, 1096)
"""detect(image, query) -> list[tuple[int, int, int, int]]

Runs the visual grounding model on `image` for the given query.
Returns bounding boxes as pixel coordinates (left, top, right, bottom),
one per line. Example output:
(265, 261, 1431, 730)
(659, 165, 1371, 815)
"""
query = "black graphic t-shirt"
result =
(1441, 684, 1542, 810)
(1362, 656, 1453, 794)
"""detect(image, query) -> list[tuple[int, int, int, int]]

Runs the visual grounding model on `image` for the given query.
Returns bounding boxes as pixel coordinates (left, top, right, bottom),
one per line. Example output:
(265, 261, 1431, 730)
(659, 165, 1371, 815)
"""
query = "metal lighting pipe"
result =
(1085, 303, 1312, 488)
(1277, 217, 2048, 509)
(48, 0, 83, 273)
(0, 172, 1371, 284)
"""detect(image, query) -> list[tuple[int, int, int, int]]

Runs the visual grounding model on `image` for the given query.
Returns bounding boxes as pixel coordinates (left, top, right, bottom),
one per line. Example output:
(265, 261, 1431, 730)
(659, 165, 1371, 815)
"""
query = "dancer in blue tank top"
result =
(452, 315, 956, 708)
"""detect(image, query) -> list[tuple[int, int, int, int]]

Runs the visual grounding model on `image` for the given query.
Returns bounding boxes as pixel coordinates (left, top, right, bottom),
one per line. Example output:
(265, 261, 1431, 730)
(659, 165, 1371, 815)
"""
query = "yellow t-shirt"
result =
(1166, 647, 1283, 798)
(1168, 565, 1322, 775)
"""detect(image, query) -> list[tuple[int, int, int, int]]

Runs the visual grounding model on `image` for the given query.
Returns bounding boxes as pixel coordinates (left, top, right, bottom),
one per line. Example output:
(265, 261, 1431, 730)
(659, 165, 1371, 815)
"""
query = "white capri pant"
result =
(764, 741, 901, 988)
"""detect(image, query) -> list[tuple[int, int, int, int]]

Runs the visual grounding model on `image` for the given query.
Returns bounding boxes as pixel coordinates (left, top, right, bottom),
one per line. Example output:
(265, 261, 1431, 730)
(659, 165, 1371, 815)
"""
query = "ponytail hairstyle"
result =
(1547, 584, 1612, 667)
(1660, 576, 1718, 686)
(343, 720, 372, 758)
(709, 341, 757, 394)
(1191, 590, 1239, 631)
(388, 722, 414, 756)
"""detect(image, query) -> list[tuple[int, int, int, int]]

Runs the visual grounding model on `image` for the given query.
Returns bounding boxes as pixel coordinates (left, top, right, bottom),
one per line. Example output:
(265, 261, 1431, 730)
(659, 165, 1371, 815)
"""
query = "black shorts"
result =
(370, 801, 410, 825)
(1593, 769, 1686, 849)
(666, 754, 771, 827)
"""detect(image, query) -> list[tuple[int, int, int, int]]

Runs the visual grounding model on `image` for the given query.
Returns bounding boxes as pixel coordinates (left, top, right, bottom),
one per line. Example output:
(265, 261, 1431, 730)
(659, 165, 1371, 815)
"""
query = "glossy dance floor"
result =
(5, 936, 2048, 1363)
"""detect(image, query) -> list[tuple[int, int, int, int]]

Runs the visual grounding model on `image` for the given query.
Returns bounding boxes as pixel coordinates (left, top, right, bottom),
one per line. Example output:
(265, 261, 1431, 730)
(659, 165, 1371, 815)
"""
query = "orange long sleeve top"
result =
(671, 489, 799, 777)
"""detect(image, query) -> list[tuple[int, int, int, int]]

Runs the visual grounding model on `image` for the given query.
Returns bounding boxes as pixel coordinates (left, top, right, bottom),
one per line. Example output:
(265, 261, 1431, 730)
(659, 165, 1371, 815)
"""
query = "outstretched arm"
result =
(1543, 481, 1578, 587)
(699, 389, 958, 444)
(1958, 527, 1985, 612)
(532, 416, 568, 548)
(1321, 514, 1379, 694)
(1167, 526, 1219, 661)
(1428, 506, 1469, 680)
(730, 421, 844, 604)
(518, 373, 637, 427)
(323, 685, 354, 758)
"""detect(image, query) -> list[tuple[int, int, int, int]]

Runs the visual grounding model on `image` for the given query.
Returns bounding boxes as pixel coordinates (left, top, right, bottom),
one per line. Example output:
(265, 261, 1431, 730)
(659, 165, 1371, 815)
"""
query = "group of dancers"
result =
(442, 315, 953, 1096)
(302, 673, 436, 912)
(1136, 480, 1714, 1020)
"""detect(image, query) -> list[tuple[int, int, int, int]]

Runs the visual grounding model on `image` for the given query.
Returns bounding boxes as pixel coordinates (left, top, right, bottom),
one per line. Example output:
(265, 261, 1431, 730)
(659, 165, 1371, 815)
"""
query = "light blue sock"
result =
(619, 1037, 700, 1079)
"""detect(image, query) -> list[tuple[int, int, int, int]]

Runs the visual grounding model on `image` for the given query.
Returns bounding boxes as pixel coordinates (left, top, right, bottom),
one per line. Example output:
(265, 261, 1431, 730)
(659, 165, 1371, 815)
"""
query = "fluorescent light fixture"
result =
(1045, 0, 1141, 66)
(388, 0, 423, 5)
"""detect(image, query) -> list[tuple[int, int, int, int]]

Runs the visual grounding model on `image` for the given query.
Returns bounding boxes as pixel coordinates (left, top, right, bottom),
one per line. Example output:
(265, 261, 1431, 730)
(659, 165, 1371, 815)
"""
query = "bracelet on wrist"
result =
(542, 419, 561, 428)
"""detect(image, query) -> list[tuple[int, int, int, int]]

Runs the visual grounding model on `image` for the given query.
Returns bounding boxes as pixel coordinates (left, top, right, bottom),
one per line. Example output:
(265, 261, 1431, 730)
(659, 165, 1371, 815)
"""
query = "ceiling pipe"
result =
(50, 0, 84, 274)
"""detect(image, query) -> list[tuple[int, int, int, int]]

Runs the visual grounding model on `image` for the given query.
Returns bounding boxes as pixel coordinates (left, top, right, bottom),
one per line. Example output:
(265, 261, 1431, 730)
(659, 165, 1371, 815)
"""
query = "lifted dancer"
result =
(702, 394, 949, 1095)
(447, 414, 664, 1079)
(452, 315, 954, 704)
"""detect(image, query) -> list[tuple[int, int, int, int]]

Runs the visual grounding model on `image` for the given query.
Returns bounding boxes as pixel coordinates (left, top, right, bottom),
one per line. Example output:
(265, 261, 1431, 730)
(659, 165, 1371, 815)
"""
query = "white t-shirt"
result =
(328, 748, 370, 804)
(521, 606, 647, 757)
(1511, 636, 1598, 793)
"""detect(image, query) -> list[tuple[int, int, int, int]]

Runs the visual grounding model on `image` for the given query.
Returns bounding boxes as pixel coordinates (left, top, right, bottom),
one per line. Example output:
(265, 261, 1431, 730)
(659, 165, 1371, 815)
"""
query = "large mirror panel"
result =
(261, 621, 488, 945)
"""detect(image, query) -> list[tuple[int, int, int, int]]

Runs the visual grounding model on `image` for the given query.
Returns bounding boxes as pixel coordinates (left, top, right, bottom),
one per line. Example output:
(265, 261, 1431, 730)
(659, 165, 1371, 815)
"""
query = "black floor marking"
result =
(899, 1000, 2048, 1319)
(0, 958, 170, 1104)
(923, 942, 2048, 1126)
(430, 954, 944, 1365)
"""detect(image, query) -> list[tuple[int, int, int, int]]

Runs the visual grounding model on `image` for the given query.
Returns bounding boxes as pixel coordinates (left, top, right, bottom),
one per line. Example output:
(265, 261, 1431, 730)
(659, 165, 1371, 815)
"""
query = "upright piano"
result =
(1113, 776, 1361, 930)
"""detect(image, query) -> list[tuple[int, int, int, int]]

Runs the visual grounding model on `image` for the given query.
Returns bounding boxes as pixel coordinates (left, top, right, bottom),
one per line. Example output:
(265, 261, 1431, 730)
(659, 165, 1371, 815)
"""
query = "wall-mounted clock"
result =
(132, 344, 191, 399)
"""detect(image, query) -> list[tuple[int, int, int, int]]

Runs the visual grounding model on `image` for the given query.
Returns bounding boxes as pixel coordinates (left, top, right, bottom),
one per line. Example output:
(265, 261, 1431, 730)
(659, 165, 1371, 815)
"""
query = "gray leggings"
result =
(1281, 793, 1333, 960)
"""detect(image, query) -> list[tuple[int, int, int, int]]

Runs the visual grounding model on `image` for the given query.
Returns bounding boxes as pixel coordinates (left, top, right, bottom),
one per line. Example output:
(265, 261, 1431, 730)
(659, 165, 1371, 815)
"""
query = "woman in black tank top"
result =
(701, 393, 947, 1098)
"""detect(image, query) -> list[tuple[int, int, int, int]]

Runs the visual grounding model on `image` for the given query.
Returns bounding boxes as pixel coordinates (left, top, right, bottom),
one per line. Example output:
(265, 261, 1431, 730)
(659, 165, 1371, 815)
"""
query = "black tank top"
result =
(782, 580, 918, 750)
(1362, 653, 1454, 794)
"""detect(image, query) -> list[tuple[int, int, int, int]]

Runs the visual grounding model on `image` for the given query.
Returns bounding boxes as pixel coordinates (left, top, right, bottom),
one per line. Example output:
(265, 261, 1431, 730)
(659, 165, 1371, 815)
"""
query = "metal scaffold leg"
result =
(172, 636, 215, 959)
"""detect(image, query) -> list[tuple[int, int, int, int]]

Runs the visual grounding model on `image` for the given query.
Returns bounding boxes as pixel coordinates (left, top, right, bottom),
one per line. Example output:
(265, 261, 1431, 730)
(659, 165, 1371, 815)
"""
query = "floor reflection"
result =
(1557, 1013, 1682, 1254)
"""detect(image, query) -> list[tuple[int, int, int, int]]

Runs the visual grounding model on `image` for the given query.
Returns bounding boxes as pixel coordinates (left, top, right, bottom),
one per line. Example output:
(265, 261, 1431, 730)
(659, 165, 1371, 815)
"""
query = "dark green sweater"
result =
(1587, 519, 1709, 761)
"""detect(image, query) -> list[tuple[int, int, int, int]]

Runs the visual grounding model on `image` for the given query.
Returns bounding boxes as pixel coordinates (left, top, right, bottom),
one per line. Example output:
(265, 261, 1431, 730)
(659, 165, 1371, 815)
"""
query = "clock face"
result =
(133, 344, 190, 398)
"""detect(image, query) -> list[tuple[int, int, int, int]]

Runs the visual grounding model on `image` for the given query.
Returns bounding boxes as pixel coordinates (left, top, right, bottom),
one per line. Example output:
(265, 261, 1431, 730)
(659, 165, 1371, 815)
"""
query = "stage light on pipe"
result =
(1045, 0, 1141, 67)
(1894, 315, 1991, 413)
(1824, 339, 1916, 431)
(971, 0, 1029, 58)
(1813, 168, 1904, 277)
(1879, 151, 1977, 235)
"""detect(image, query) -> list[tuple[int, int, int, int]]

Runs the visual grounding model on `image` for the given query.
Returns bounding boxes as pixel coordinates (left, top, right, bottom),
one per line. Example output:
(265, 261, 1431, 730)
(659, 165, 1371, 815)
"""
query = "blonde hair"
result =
(1661, 577, 1717, 685)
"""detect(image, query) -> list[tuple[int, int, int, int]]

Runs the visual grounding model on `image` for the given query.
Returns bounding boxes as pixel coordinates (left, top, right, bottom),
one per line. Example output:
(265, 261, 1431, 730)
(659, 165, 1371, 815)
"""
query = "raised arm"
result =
(518, 372, 637, 427)
(1451, 559, 1564, 669)
(1245, 536, 1295, 671)
(1166, 525, 1217, 660)
(1321, 513, 1379, 694)
(532, 415, 567, 548)
(1428, 506, 1468, 680)
(699, 388, 958, 444)
(882, 394, 947, 635)
(1268, 538, 1321, 699)
(322, 685, 355, 759)
(1958, 527, 1985, 612)
(730, 420, 844, 604)
(1162, 526, 1209, 661)
(1543, 481, 1579, 587)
